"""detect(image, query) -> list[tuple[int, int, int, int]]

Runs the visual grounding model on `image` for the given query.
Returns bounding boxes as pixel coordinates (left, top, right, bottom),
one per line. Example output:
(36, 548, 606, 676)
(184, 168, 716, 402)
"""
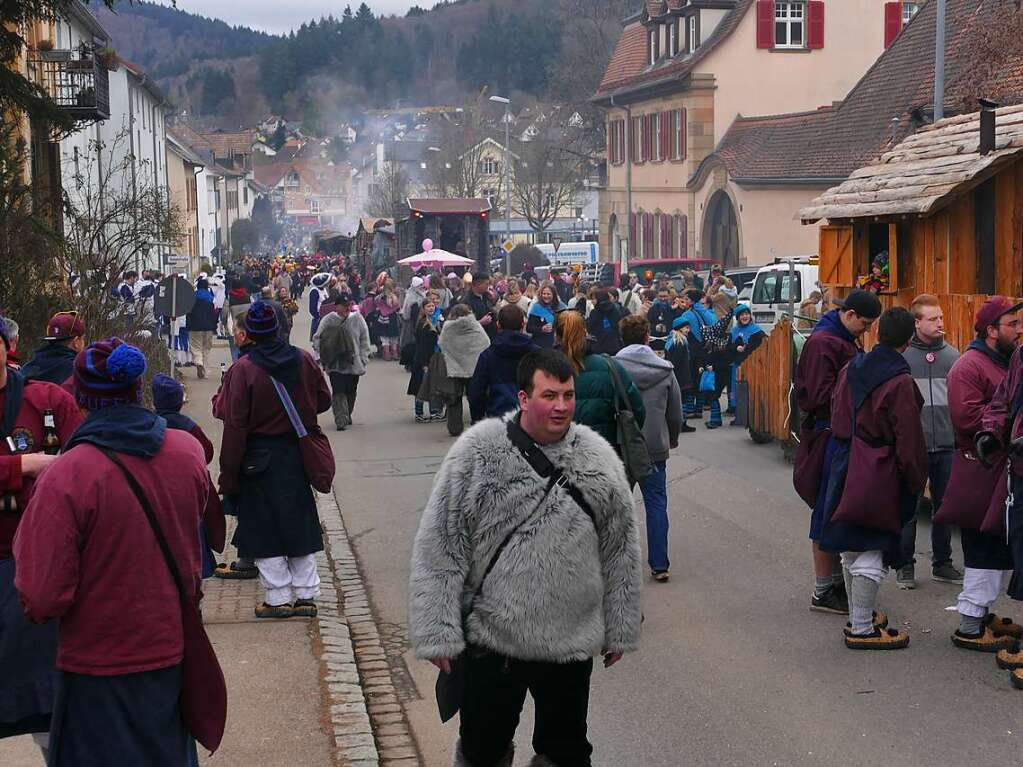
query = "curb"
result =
(315, 490, 421, 767)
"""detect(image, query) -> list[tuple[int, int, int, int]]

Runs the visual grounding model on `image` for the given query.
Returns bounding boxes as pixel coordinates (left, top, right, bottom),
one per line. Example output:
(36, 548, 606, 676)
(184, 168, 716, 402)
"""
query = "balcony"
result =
(28, 49, 110, 122)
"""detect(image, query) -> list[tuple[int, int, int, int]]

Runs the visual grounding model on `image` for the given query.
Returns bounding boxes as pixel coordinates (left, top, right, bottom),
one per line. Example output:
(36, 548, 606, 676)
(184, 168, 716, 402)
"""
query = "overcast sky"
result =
(160, 1, 419, 34)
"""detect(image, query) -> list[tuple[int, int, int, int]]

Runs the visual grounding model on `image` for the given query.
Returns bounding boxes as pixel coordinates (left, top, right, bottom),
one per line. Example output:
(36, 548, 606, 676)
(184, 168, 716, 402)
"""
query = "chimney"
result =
(979, 98, 998, 155)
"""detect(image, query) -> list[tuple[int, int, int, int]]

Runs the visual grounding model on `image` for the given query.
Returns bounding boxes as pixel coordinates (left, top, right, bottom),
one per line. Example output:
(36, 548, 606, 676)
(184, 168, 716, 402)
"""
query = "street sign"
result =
(502, 240, 515, 253)
(154, 275, 195, 318)
(552, 237, 563, 253)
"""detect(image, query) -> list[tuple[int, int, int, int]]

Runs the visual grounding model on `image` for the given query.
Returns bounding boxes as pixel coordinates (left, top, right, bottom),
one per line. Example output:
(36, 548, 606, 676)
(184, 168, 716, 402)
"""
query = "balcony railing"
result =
(28, 49, 110, 122)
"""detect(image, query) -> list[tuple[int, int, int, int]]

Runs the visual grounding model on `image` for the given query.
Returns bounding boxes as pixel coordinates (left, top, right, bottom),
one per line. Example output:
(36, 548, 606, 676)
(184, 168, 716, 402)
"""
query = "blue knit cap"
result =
(151, 373, 184, 413)
(74, 337, 147, 410)
(245, 301, 278, 338)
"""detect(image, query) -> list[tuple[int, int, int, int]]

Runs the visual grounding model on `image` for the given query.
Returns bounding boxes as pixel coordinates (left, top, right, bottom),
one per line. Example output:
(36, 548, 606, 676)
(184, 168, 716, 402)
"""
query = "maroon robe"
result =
(821, 354, 926, 556)
(981, 344, 1023, 478)
(792, 317, 858, 507)
(937, 345, 1011, 531)
(215, 348, 330, 495)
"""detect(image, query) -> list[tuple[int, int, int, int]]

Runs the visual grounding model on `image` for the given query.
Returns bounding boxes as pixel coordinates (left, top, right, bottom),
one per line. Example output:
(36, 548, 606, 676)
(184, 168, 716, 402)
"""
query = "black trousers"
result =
(328, 372, 360, 414)
(459, 647, 593, 767)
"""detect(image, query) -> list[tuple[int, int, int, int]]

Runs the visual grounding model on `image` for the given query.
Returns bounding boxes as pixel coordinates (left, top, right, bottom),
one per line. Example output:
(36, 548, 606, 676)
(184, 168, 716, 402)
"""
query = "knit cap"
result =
(244, 301, 279, 339)
(74, 338, 147, 410)
(151, 373, 184, 413)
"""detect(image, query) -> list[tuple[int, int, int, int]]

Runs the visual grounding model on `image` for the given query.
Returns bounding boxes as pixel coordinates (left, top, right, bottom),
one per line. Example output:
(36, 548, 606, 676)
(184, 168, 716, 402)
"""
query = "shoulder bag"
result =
(435, 419, 597, 723)
(602, 354, 654, 483)
(99, 448, 227, 753)
(270, 376, 336, 493)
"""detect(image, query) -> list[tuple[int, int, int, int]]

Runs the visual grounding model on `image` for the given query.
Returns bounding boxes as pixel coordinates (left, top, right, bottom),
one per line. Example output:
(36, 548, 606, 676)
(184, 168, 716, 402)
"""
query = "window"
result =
(186, 176, 197, 211)
(652, 114, 663, 162)
(668, 19, 678, 57)
(243, 185, 248, 205)
(483, 188, 497, 206)
(226, 190, 238, 210)
(688, 16, 699, 52)
(481, 156, 500, 175)
(669, 109, 686, 161)
(630, 116, 644, 163)
(286, 171, 299, 186)
(608, 119, 626, 165)
(902, 2, 919, 24)
(774, 2, 805, 48)
(309, 199, 320, 214)
(649, 26, 659, 65)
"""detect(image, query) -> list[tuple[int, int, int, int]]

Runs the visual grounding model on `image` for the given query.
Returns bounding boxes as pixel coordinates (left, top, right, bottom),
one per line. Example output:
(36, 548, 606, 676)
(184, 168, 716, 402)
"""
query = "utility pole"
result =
(611, 95, 631, 274)
(490, 95, 512, 276)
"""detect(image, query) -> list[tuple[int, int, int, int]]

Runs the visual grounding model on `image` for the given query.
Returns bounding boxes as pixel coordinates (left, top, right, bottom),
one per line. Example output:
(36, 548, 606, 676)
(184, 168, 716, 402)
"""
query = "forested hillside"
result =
(93, 0, 631, 127)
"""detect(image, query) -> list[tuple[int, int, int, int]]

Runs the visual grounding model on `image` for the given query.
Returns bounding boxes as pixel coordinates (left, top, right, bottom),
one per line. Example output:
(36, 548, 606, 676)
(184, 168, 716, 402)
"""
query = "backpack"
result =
(318, 315, 355, 367)
(701, 310, 734, 354)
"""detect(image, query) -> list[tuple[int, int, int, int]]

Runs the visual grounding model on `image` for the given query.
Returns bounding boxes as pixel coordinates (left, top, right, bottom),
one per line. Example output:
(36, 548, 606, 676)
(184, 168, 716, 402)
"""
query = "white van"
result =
(749, 258, 820, 330)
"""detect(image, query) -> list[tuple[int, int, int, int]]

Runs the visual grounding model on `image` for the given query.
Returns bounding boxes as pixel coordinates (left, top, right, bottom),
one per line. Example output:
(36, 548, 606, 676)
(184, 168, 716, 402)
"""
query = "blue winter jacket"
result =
(467, 331, 538, 423)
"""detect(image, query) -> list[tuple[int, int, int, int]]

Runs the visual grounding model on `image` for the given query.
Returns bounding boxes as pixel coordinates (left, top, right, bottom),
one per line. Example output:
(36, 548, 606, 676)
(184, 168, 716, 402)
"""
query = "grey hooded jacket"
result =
(615, 344, 683, 463)
(409, 416, 642, 663)
(903, 334, 959, 452)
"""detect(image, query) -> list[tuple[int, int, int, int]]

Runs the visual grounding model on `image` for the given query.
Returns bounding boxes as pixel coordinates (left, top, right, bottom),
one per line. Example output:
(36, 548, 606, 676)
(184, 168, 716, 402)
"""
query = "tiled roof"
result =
(800, 104, 1023, 222)
(694, 0, 1023, 184)
(595, 0, 754, 98)
(200, 130, 257, 159)
(691, 107, 839, 186)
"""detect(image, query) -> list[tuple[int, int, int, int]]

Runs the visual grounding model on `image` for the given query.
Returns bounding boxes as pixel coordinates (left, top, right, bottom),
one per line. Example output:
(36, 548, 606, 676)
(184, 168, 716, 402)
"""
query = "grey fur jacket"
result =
(438, 315, 491, 379)
(409, 416, 643, 663)
(313, 311, 371, 375)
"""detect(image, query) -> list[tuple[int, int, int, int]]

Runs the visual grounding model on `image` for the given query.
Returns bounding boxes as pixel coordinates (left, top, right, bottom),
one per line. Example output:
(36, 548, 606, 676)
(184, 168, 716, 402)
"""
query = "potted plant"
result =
(36, 38, 54, 51)
(37, 39, 70, 62)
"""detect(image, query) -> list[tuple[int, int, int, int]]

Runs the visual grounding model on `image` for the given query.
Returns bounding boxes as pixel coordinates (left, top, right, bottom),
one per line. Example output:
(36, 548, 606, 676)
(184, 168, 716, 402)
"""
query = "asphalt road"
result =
(327, 341, 1021, 766)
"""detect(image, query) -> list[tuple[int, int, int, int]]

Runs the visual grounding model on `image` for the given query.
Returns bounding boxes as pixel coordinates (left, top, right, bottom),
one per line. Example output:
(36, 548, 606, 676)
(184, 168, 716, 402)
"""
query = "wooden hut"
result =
(744, 103, 1023, 444)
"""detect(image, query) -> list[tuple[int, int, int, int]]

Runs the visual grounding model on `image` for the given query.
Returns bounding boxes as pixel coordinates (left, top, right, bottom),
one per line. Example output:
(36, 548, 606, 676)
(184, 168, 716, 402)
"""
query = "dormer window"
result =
(649, 26, 659, 65)
(688, 16, 699, 53)
(902, 2, 919, 24)
(668, 19, 679, 57)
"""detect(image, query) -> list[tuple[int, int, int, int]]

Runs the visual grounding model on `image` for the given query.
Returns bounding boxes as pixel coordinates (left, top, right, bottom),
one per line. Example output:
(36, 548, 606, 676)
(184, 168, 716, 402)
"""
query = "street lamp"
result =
(490, 95, 512, 276)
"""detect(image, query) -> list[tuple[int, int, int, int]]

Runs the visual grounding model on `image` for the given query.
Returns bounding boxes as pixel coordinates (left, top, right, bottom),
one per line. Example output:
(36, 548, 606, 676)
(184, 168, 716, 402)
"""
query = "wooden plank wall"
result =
(739, 317, 793, 441)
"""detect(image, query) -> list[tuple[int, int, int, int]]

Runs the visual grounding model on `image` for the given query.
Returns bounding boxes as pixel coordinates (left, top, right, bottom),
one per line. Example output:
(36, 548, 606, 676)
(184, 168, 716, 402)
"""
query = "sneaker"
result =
(652, 570, 670, 583)
(705, 422, 721, 430)
(725, 406, 736, 416)
(415, 414, 429, 423)
(985, 613, 1023, 639)
(196, 364, 206, 379)
(896, 565, 917, 589)
(810, 584, 849, 615)
(679, 423, 696, 433)
(844, 626, 910, 651)
(932, 563, 964, 585)
(431, 411, 446, 422)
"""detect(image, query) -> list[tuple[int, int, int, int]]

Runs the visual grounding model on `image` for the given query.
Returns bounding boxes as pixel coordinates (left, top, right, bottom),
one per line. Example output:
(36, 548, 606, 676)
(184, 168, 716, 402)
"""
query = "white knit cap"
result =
(411, 276, 424, 288)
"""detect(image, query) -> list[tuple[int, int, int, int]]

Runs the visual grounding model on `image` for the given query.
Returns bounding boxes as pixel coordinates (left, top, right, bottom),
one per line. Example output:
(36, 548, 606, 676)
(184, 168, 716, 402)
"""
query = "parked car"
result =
(749, 258, 820, 330)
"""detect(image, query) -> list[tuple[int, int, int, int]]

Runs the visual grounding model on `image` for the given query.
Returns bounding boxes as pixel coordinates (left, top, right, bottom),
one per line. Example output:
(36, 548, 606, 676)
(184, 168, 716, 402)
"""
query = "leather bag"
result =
(270, 376, 336, 493)
(99, 448, 228, 753)
(602, 355, 654, 482)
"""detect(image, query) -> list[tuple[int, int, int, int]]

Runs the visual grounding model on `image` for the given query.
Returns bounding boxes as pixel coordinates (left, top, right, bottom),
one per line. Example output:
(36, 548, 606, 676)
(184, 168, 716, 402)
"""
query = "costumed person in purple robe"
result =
(819, 307, 927, 650)
(793, 288, 881, 615)
(215, 302, 332, 618)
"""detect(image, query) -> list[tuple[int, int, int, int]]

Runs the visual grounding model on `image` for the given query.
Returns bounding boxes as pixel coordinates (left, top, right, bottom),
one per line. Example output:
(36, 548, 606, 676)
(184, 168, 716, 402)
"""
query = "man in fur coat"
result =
(409, 349, 643, 767)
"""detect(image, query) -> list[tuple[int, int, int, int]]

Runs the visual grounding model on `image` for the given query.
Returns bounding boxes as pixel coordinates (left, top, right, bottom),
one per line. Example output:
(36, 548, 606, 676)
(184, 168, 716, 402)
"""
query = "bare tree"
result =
(511, 137, 586, 238)
(366, 160, 410, 219)
(423, 103, 492, 200)
(59, 126, 183, 342)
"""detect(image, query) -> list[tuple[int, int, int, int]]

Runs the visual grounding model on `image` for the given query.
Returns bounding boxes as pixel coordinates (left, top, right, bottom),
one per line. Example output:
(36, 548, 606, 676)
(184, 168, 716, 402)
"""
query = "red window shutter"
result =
(884, 2, 902, 48)
(680, 108, 687, 160)
(645, 115, 654, 161)
(629, 212, 637, 258)
(807, 1, 825, 49)
(661, 214, 670, 259)
(679, 214, 688, 258)
(756, 0, 774, 49)
(665, 215, 675, 258)
(645, 212, 654, 257)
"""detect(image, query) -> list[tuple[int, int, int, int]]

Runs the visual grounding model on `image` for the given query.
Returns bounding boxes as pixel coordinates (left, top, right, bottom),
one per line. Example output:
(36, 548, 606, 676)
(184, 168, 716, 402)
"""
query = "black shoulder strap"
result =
(1, 369, 26, 440)
(99, 447, 188, 604)
(506, 418, 597, 527)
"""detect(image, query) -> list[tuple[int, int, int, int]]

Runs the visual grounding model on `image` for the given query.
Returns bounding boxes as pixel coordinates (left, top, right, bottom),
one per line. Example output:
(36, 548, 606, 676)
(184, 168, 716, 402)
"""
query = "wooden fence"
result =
(739, 293, 1008, 445)
(738, 317, 794, 443)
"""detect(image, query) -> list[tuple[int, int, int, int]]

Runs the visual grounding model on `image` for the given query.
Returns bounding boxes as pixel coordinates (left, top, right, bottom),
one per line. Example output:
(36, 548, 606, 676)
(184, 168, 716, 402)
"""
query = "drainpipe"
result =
(610, 94, 632, 275)
(934, 0, 946, 120)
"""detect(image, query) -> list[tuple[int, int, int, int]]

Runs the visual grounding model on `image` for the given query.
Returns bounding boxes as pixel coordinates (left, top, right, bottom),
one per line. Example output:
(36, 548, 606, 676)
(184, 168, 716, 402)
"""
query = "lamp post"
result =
(490, 95, 512, 276)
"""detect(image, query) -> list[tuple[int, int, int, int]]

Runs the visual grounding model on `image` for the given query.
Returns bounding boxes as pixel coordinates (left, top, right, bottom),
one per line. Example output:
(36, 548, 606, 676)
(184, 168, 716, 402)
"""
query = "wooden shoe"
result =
(254, 602, 293, 619)
(844, 626, 909, 650)
(843, 612, 889, 635)
(292, 599, 318, 618)
(995, 643, 1023, 670)
(951, 627, 1015, 653)
(1012, 669, 1023, 690)
(985, 613, 1023, 638)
